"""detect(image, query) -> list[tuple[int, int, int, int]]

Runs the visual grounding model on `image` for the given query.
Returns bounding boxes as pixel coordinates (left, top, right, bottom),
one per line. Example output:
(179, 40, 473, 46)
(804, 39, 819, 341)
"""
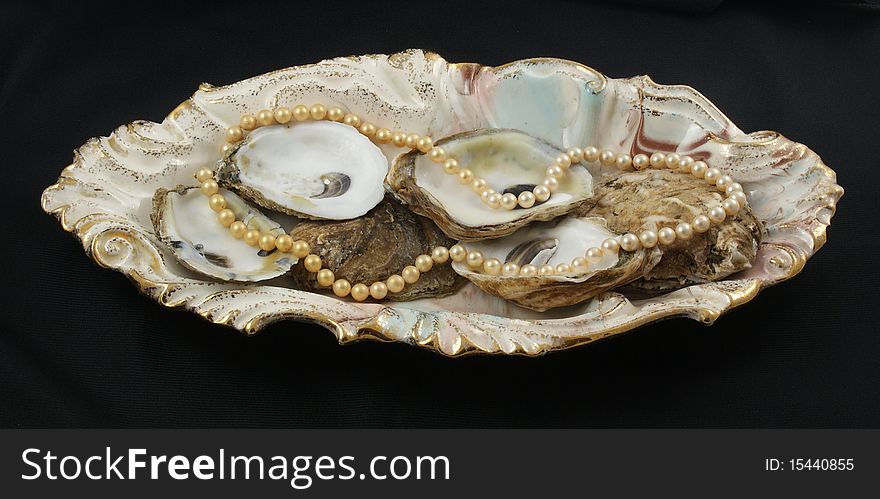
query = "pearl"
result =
(292, 105, 310, 121)
(546, 165, 564, 178)
(708, 206, 727, 223)
(583, 146, 600, 162)
(208, 194, 227, 212)
(704, 167, 722, 185)
(326, 107, 345, 122)
(256, 109, 275, 126)
(442, 158, 460, 174)
(533, 185, 551, 202)
(543, 177, 560, 192)
(726, 183, 743, 195)
(731, 191, 748, 207)
(555, 154, 572, 168)
(487, 192, 502, 209)
(483, 258, 502, 275)
(342, 113, 361, 127)
(402, 266, 420, 284)
(428, 147, 446, 163)
(240, 115, 257, 130)
(274, 107, 292, 124)
(693, 215, 711, 233)
(675, 223, 693, 240)
(195, 168, 214, 182)
(639, 230, 658, 248)
(226, 126, 243, 142)
(632, 154, 650, 170)
(601, 238, 620, 253)
(386, 275, 405, 293)
(200, 180, 219, 196)
(229, 221, 247, 239)
(431, 246, 449, 264)
(502, 262, 520, 276)
(350, 283, 370, 302)
(369, 282, 388, 300)
(556, 263, 571, 274)
(566, 148, 583, 163)
(600, 150, 616, 165)
(586, 247, 604, 262)
(716, 175, 733, 190)
(244, 229, 261, 246)
(332, 279, 352, 297)
(415, 254, 434, 272)
(471, 178, 488, 192)
(572, 257, 588, 272)
(466, 251, 484, 268)
(691, 161, 708, 178)
(679, 156, 694, 171)
(217, 209, 235, 227)
(538, 264, 555, 276)
(620, 233, 640, 252)
(416, 136, 434, 153)
(480, 189, 494, 203)
(500, 193, 518, 210)
(316, 269, 335, 287)
(664, 153, 681, 169)
(220, 143, 234, 155)
(449, 244, 467, 262)
(519, 264, 538, 277)
(258, 234, 276, 251)
(722, 198, 741, 215)
(616, 153, 632, 170)
(404, 133, 420, 149)
(303, 254, 322, 272)
(458, 169, 474, 184)
(359, 122, 376, 137)
(275, 234, 293, 252)
(291, 240, 310, 258)
(375, 128, 392, 143)
(309, 104, 327, 120)
(391, 132, 407, 147)
(657, 227, 676, 245)
(650, 152, 666, 168)
(518, 191, 536, 208)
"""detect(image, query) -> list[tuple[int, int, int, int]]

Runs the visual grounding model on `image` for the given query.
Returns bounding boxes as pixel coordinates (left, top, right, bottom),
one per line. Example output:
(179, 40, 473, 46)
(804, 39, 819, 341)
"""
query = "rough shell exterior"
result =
(41, 50, 843, 356)
(578, 170, 763, 291)
(289, 198, 464, 301)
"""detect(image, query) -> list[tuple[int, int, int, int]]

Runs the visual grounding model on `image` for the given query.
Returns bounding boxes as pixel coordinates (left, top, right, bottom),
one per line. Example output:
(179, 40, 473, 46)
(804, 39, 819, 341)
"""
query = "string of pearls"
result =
(195, 103, 748, 301)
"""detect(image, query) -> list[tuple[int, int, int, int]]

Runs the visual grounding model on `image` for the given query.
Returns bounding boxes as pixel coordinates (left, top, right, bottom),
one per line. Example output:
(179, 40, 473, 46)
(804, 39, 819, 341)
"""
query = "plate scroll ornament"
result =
(41, 49, 842, 356)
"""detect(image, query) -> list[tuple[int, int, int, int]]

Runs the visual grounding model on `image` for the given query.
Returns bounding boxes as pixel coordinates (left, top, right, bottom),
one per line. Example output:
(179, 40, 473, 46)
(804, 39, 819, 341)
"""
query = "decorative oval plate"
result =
(41, 50, 842, 356)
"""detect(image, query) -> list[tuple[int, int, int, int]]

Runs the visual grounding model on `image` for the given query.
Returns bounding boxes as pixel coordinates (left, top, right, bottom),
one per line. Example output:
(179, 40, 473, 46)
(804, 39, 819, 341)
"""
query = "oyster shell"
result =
(289, 198, 465, 301)
(152, 186, 295, 282)
(452, 217, 661, 311)
(579, 169, 762, 291)
(219, 121, 388, 220)
(388, 128, 594, 241)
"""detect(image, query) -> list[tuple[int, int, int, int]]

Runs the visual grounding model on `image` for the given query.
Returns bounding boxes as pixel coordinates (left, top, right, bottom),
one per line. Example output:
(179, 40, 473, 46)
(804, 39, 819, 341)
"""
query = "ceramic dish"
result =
(41, 50, 842, 356)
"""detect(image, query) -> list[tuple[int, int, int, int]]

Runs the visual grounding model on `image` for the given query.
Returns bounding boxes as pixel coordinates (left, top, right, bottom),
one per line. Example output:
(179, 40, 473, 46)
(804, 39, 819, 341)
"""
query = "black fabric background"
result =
(1, 0, 879, 428)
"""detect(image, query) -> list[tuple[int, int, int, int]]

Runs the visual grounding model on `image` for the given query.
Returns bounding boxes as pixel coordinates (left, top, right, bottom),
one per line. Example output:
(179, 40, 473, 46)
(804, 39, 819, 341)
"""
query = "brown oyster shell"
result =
(289, 198, 465, 301)
(578, 169, 763, 291)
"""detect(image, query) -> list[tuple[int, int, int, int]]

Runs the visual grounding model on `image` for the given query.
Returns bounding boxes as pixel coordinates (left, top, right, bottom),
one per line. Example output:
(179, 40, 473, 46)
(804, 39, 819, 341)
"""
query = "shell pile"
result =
(152, 120, 762, 311)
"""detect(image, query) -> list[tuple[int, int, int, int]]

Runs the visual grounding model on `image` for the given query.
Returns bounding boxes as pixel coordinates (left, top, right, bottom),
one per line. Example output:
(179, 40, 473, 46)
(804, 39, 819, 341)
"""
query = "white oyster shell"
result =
(153, 187, 295, 282)
(41, 50, 843, 356)
(388, 129, 593, 240)
(226, 121, 388, 220)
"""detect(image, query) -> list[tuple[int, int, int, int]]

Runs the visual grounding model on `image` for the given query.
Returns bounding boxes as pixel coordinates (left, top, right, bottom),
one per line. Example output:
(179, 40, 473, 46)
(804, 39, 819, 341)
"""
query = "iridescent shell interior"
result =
(41, 50, 842, 356)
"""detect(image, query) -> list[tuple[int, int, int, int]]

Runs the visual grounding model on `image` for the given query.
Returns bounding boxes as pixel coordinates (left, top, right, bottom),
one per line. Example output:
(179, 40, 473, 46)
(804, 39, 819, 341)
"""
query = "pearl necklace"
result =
(193, 103, 748, 302)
